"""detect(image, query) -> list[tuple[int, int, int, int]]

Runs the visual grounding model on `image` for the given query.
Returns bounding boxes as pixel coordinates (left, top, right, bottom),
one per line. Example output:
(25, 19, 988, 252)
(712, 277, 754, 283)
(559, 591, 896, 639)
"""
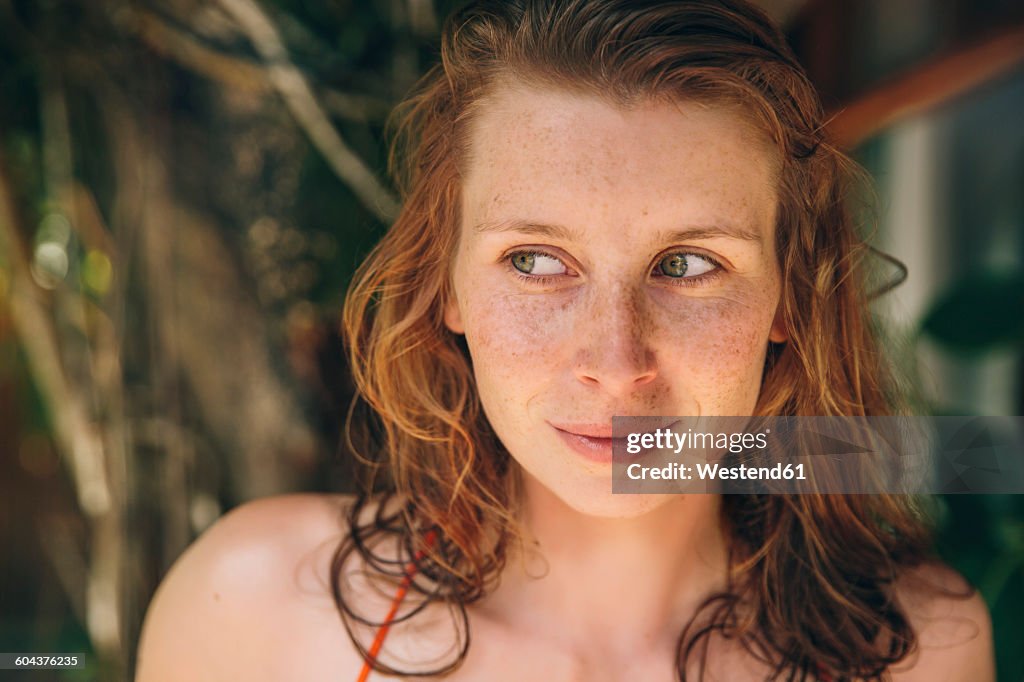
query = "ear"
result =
(443, 296, 465, 334)
(768, 303, 787, 344)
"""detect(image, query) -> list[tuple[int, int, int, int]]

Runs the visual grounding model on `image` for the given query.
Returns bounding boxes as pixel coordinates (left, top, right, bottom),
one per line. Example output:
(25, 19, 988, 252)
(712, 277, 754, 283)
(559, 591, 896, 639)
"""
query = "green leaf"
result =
(920, 269, 1024, 354)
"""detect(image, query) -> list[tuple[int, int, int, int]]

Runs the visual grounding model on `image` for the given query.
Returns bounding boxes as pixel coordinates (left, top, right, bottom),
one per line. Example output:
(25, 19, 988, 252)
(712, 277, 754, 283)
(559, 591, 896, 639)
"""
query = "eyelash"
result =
(504, 249, 725, 288)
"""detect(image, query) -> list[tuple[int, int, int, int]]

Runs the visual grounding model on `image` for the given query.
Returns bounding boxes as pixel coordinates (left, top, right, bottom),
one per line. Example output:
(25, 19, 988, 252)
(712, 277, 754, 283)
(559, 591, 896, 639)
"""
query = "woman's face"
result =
(445, 82, 787, 517)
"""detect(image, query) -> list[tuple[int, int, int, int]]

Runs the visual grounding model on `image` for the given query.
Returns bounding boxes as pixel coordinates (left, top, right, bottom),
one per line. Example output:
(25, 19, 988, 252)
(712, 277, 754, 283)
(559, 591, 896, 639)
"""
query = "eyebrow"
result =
(472, 218, 763, 244)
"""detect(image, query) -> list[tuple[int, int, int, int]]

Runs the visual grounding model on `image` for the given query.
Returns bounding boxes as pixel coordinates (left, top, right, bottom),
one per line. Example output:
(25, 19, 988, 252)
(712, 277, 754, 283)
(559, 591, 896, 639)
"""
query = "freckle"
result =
(213, 592, 221, 602)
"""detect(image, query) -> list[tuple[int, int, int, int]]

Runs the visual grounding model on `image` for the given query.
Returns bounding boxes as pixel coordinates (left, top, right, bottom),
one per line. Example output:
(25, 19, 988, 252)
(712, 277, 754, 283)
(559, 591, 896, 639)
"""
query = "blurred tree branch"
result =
(215, 0, 400, 221)
(0, 140, 123, 673)
(132, 9, 268, 93)
(0, 154, 113, 523)
(131, 9, 394, 123)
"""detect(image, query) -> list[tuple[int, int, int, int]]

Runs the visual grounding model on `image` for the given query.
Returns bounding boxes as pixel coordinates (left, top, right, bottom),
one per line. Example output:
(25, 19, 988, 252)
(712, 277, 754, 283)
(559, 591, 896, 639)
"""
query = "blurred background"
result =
(0, 0, 1022, 679)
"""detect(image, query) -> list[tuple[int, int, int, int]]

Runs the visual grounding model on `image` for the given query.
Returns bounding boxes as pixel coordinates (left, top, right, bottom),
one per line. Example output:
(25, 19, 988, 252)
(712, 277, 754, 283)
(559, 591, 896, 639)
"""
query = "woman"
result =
(135, 1, 995, 680)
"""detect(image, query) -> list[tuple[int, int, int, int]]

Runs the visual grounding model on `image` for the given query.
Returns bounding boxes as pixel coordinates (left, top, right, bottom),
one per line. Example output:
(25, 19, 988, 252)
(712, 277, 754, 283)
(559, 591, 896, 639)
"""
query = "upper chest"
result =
(240, 503, 849, 682)
(255, 587, 791, 682)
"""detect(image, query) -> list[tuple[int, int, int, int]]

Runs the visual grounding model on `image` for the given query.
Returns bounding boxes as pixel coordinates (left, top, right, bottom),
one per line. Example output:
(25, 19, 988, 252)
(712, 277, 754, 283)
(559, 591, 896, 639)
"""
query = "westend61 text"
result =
(626, 461, 807, 481)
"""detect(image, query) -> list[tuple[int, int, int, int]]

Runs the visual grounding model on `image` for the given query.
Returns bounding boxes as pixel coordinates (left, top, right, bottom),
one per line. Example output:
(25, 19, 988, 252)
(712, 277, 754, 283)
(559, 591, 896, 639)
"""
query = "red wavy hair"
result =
(333, 1, 966, 679)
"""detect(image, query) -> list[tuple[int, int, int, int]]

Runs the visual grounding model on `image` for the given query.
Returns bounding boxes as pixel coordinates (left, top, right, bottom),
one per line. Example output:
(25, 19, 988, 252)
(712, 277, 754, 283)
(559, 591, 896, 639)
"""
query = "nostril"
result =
(633, 371, 656, 386)
(573, 355, 657, 394)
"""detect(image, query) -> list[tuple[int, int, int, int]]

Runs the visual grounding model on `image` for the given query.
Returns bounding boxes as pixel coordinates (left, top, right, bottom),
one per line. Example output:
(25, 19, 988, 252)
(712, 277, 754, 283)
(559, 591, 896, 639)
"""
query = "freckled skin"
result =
(445, 82, 787, 517)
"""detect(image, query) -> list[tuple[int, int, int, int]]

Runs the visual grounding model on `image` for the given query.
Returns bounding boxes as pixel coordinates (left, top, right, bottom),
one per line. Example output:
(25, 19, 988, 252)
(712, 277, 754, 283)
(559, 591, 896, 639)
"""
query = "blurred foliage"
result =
(934, 492, 1024, 682)
(0, 0, 460, 677)
(919, 269, 1024, 681)
(922, 270, 1024, 355)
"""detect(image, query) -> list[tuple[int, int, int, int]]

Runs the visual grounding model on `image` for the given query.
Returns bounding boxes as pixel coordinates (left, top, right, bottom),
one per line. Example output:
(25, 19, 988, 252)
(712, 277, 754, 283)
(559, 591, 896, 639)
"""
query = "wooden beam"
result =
(826, 23, 1024, 149)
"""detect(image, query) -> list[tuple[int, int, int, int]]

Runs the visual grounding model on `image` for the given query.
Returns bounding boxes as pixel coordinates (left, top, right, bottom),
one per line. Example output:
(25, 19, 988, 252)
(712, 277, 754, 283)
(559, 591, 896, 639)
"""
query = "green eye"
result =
(659, 253, 688, 278)
(512, 252, 535, 273)
(509, 251, 566, 276)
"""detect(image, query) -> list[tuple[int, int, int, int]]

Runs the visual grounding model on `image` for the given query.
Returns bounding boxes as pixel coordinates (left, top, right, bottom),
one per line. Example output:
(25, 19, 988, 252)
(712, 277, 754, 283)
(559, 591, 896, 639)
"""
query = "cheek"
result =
(674, 302, 768, 374)
(679, 294, 770, 347)
(462, 291, 572, 377)
(456, 290, 575, 441)
(648, 289, 779, 407)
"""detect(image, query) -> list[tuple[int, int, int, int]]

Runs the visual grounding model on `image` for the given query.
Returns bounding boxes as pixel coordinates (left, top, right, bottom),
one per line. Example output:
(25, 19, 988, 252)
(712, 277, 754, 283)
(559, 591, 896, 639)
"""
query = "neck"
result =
(479, 470, 731, 661)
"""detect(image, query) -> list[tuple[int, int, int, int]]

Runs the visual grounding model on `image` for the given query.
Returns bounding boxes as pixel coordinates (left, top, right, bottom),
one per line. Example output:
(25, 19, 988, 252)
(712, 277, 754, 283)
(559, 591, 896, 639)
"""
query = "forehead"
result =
(460, 82, 780, 236)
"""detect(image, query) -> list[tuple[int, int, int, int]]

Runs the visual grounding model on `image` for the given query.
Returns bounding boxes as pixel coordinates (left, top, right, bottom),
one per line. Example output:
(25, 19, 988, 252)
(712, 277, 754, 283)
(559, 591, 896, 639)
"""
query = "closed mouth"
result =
(548, 418, 679, 439)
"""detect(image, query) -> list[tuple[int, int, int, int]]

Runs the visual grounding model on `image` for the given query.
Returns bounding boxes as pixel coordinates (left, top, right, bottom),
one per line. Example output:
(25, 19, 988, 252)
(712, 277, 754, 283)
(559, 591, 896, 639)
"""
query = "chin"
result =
(528, 468, 679, 519)
(569, 491, 678, 519)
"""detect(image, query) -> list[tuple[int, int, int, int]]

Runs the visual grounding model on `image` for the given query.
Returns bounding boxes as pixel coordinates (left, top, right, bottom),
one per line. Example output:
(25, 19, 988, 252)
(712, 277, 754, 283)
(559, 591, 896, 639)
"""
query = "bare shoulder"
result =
(887, 561, 995, 682)
(135, 492, 361, 682)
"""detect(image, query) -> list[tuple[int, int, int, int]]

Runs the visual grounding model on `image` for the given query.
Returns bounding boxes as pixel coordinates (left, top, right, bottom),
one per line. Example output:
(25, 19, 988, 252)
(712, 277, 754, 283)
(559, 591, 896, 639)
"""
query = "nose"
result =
(572, 284, 657, 396)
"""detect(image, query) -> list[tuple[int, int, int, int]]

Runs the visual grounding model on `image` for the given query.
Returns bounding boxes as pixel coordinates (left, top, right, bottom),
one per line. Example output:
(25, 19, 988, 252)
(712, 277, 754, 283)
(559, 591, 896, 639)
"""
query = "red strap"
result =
(356, 529, 438, 682)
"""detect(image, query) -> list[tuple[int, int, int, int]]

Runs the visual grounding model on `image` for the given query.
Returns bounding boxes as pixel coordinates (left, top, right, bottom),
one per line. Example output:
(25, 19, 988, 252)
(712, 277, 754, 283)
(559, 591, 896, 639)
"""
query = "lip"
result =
(548, 419, 680, 465)
(550, 426, 621, 464)
(549, 422, 616, 438)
